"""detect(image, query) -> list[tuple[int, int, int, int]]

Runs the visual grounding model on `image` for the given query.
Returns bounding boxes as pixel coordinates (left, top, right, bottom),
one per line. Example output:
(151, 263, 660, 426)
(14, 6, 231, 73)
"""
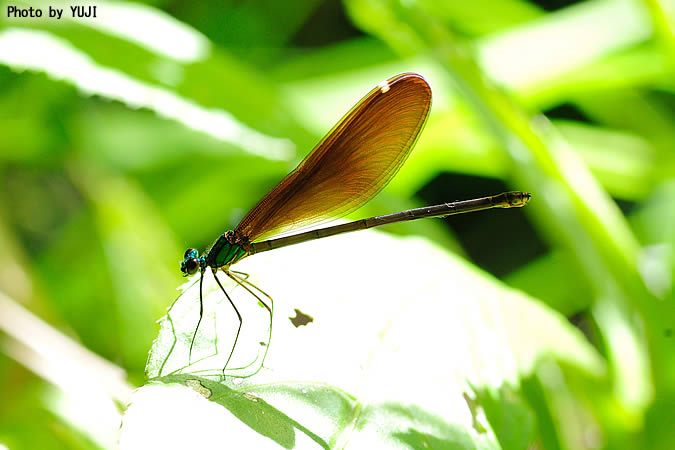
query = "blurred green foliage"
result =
(0, 0, 674, 448)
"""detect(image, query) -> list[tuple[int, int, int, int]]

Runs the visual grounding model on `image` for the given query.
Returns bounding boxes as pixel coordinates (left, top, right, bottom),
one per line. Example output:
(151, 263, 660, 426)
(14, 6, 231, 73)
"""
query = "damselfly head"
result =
(180, 248, 201, 276)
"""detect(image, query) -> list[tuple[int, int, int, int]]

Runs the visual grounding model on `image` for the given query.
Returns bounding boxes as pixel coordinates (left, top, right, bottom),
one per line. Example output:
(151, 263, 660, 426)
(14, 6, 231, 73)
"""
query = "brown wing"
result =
(236, 72, 432, 242)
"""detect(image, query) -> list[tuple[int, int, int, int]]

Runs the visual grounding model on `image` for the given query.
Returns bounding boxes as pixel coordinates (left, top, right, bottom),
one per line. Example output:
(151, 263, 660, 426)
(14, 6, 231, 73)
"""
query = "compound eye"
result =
(185, 258, 200, 275)
(184, 248, 199, 259)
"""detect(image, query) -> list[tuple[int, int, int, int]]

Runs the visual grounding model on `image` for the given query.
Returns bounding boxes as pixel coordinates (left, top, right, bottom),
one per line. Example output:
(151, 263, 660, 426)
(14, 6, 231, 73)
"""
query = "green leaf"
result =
(133, 231, 602, 448)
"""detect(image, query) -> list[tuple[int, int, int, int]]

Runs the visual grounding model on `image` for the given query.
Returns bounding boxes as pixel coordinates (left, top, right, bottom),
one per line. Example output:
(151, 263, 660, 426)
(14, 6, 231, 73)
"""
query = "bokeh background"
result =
(1, 0, 674, 448)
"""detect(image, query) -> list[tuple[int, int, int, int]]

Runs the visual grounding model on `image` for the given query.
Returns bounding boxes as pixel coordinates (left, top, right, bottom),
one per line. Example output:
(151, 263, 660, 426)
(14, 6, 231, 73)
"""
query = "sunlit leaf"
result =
(135, 231, 602, 448)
